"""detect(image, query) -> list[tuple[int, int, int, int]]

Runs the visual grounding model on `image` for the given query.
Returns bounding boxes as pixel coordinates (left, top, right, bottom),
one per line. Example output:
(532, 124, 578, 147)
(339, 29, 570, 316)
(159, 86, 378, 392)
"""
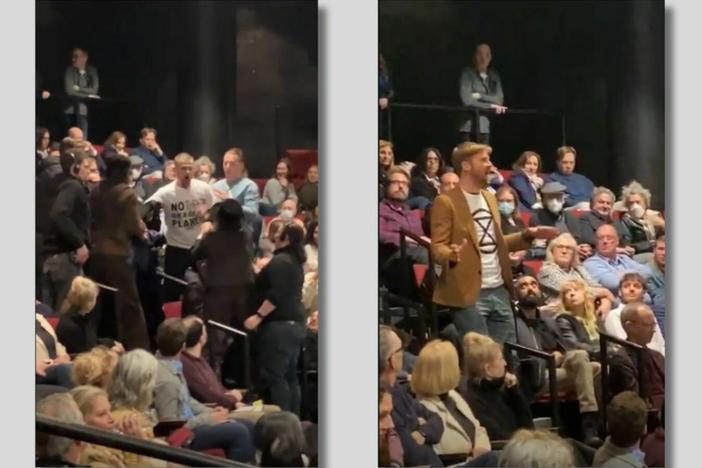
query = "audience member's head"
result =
(223, 148, 246, 181)
(545, 232, 579, 270)
(379, 325, 403, 385)
(541, 181, 567, 215)
(384, 166, 410, 203)
(68, 127, 84, 140)
(463, 332, 506, 385)
(473, 43, 492, 71)
(496, 185, 520, 221)
(607, 391, 648, 448)
(104, 131, 127, 152)
(379, 140, 394, 171)
(60, 276, 99, 315)
(104, 154, 131, 183)
(620, 303, 657, 346)
(378, 377, 394, 438)
(654, 235, 665, 272)
(215, 199, 244, 232)
(595, 223, 620, 258)
(49, 141, 61, 157)
(268, 219, 288, 244)
(515, 275, 544, 309)
(452, 142, 493, 186)
(183, 315, 207, 349)
(498, 429, 575, 468)
(254, 411, 306, 467)
(139, 127, 159, 151)
(440, 171, 460, 194)
(194, 155, 216, 182)
(37, 127, 50, 151)
(512, 150, 541, 176)
(621, 180, 652, 219)
(280, 198, 298, 220)
(70, 385, 115, 431)
(278, 223, 307, 264)
(37, 393, 86, 464)
(416, 147, 444, 178)
(156, 318, 187, 358)
(60, 150, 97, 185)
(306, 164, 319, 184)
(558, 279, 597, 338)
(109, 349, 159, 412)
(410, 339, 460, 398)
(70, 47, 89, 70)
(274, 158, 293, 180)
(555, 146, 577, 176)
(71, 346, 119, 389)
(619, 273, 646, 304)
(306, 221, 319, 247)
(173, 152, 195, 188)
(591, 186, 616, 219)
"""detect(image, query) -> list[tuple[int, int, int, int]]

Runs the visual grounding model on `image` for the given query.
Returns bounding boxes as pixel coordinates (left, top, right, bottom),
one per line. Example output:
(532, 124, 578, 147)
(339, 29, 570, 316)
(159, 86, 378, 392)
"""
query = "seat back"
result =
(162, 301, 182, 319)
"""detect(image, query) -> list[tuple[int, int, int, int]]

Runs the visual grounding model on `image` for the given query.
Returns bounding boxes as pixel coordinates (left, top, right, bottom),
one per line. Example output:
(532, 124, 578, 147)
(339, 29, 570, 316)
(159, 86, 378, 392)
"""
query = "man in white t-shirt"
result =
(430, 142, 558, 344)
(145, 152, 214, 301)
(604, 272, 665, 355)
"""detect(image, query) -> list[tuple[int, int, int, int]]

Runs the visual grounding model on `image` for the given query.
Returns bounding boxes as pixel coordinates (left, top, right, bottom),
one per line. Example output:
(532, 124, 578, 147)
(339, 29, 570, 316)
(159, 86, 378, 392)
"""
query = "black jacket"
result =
(554, 313, 599, 359)
(192, 229, 254, 289)
(620, 214, 657, 254)
(528, 208, 581, 238)
(55, 309, 115, 354)
(255, 246, 305, 324)
(578, 212, 631, 247)
(410, 174, 439, 202)
(460, 377, 534, 441)
(43, 174, 91, 255)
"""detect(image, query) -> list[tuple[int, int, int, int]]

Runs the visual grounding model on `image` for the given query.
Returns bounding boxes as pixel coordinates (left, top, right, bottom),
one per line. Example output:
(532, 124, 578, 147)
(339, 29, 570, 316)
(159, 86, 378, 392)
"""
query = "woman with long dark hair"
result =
(410, 147, 445, 204)
(245, 224, 307, 415)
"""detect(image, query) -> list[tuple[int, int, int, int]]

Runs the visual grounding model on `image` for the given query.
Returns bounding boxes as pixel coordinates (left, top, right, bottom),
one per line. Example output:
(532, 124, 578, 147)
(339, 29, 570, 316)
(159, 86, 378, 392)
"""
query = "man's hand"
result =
(75, 245, 90, 265)
(419, 236, 432, 245)
(36, 359, 52, 376)
(111, 341, 125, 354)
(153, 143, 163, 156)
(577, 244, 593, 259)
(54, 353, 71, 364)
(596, 298, 612, 320)
(471, 92, 481, 99)
(505, 372, 518, 388)
(213, 189, 229, 202)
(490, 104, 508, 114)
(244, 314, 262, 331)
(228, 389, 243, 402)
(617, 246, 635, 257)
(41, 90, 51, 99)
(552, 350, 565, 366)
(209, 407, 229, 424)
(449, 238, 469, 261)
(526, 226, 560, 241)
(411, 431, 426, 446)
(379, 97, 389, 110)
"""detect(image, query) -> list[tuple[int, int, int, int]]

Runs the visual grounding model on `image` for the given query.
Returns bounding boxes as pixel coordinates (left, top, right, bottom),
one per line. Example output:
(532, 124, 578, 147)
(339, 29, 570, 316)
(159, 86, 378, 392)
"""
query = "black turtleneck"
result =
(55, 308, 115, 354)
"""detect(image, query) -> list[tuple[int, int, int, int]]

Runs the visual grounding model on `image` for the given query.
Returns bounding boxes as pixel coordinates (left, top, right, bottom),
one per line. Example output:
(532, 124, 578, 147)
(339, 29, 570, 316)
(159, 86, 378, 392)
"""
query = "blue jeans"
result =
(190, 421, 253, 463)
(36, 363, 74, 389)
(450, 286, 516, 345)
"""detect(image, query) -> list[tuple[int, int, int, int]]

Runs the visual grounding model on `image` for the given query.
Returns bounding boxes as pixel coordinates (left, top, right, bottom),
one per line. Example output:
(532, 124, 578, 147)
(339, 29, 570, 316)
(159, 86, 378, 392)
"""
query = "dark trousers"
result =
(189, 421, 253, 463)
(203, 285, 249, 376)
(41, 252, 82, 312)
(64, 113, 88, 139)
(163, 245, 193, 302)
(88, 254, 149, 350)
(257, 321, 306, 415)
(36, 363, 74, 389)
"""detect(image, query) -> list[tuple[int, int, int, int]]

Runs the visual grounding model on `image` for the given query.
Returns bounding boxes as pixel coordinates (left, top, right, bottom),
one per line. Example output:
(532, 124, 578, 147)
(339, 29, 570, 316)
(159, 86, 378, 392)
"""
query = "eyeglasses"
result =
(388, 180, 409, 186)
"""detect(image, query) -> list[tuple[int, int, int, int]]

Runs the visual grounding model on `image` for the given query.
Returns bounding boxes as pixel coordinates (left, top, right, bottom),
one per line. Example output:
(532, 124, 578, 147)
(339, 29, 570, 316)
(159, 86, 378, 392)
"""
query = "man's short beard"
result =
(519, 292, 543, 308)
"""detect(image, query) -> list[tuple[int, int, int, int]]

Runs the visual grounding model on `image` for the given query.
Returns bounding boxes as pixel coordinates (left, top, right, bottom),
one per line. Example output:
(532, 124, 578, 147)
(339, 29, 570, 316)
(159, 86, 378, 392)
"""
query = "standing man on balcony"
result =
(459, 43, 507, 144)
(64, 47, 99, 139)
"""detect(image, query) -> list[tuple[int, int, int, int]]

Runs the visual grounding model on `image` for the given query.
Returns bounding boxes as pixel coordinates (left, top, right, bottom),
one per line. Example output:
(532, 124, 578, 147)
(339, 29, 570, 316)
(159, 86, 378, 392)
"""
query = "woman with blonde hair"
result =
(56, 276, 124, 355)
(411, 340, 494, 464)
(460, 333, 534, 441)
(71, 346, 119, 389)
(538, 233, 615, 314)
(555, 280, 603, 358)
(619, 180, 665, 256)
(508, 151, 544, 212)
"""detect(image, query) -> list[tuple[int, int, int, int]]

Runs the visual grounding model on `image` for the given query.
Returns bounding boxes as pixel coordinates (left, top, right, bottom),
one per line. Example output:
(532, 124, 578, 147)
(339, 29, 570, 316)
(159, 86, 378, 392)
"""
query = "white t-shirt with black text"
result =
(145, 179, 214, 249)
(463, 190, 503, 289)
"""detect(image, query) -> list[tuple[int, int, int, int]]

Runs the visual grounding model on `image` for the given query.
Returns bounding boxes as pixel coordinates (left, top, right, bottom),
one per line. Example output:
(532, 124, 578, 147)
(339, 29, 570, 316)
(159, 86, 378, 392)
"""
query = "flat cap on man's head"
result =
(541, 181, 567, 195)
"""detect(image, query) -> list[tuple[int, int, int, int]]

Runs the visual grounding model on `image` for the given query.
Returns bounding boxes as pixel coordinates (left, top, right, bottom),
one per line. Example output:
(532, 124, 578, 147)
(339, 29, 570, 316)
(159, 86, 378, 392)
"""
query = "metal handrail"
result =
(399, 227, 437, 337)
(36, 415, 249, 467)
(156, 268, 189, 286)
(207, 320, 252, 390)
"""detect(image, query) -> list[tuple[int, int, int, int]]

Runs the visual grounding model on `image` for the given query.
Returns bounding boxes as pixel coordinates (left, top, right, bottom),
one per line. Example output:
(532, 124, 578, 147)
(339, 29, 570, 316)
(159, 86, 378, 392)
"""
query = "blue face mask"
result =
(498, 201, 515, 216)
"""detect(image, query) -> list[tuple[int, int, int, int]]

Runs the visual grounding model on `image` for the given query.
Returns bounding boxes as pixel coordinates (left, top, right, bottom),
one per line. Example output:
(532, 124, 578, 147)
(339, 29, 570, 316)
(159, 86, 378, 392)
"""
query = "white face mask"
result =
(198, 173, 211, 182)
(130, 168, 142, 181)
(280, 209, 295, 220)
(629, 203, 645, 218)
(546, 198, 564, 214)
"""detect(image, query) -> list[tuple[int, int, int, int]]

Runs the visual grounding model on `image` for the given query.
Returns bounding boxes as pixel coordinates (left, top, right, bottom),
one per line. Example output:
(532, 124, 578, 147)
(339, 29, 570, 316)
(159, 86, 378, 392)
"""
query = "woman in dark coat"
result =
(410, 147, 445, 204)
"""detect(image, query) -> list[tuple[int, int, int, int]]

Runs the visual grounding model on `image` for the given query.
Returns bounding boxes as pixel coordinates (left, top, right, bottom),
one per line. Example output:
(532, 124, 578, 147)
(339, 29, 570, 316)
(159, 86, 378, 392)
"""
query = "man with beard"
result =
(513, 275, 602, 447)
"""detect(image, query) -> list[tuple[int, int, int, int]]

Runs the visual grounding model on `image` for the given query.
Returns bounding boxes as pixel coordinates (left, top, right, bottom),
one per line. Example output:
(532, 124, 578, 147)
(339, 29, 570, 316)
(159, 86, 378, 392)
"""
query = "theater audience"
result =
(101, 131, 129, 159)
(508, 151, 544, 212)
(498, 429, 575, 468)
(36, 393, 87, 467)
(647, 235, 666, 336)
(579, 187, 632, 250)
(619, 180, 665, 257)
(547, 146, 594, 210)
(583, 224, 652, 296)
(153, 318, 254, 463)
(36, 312, 74, 389)
(71, 346, 119, 389)
(56, 276, 124, 355)
(608, 303, 665, 411)
(496, 185, 525, 235)
(194, 155, 217, 184)
(37, 127, 51, 174)
(298, 164, 319, 214)
(513, 276, 601, 446)
(592, 391, 648, 468)
(527, 181, 584, 259)
(460, 332, 534, 441)
(127, 155, 147, 200)
(253, 412, 308, 467)
(554, 280, 604, 357)
(410, 147, 445, 208)
(262, 158, 298, 214)
(132, 127, 168, 176)
(603, 273, 665, 355)
(264, 198, 307, 238)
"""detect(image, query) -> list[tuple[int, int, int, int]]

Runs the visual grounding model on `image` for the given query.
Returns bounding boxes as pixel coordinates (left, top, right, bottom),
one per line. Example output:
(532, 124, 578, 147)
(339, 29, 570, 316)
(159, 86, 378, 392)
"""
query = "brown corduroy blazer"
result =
(430, 187, 532, 308)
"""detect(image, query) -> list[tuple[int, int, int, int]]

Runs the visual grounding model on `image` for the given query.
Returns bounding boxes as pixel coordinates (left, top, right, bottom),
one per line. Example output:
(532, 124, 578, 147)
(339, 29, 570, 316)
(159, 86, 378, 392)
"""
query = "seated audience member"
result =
(537, 232, 614, 312)
(379, 378, 404, 467)
(411, 340, 496, 466)
(619, 181, 665, 257)
(379, 325, 444, 467)
(641, 404, 664, 468)
(153, 318, 254, 462)
(297, 164, 319, 214)
(495, 185, 530, 276)
(579, 187, 632, 250)
(513, 276, 602, 446)
(608, 303, 665, 411)
(592, 391, 648, 468)
(264, 198, 306, 238)
(100, 131, 129, 172)
(36, 393, 87, 467)
(460, 332, 534, 441)
(498, 429, 576, 468)
(410, 147, 445, 209)
(253, 412, 308, 467)
(71, 346, 119, 389)
(194, 155, 217, 184)
(67, 127, 100, 159)
(554, 280, 604, 358)
(379, 140, 395, 201)
(422, 171, 460, 235)
(37, 127, 51, 167)
(304, 221, 319, 274)
(36, 312, 73, 389)
(646, 235, 666, 337)
(56, 276, 124, 355)
(603, 273, 665, 355)
(547, 146, 594, 210)
(508, 151, 544, 212)
(527, 181, 584, 259)
(583, 224, 652, 296)
(132, 127, 168, 176)
(261, 158, 298, 215)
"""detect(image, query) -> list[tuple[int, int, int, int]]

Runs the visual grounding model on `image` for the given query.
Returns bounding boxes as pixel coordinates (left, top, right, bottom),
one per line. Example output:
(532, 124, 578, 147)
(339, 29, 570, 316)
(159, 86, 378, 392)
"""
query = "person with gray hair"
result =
(36, 393, 87, 467)
(578, 186, 632, 251)
(253, 411, 307, 467)
(194, 155, 217, 184)
(498, 429, 575, 468)
(108, 349, 159, 413)
(619, 180, 665, 256)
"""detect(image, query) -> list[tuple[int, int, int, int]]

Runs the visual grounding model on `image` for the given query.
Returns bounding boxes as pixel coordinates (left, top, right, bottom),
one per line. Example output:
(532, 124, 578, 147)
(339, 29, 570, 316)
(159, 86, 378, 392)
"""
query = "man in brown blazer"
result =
(430, 142, 558, 344)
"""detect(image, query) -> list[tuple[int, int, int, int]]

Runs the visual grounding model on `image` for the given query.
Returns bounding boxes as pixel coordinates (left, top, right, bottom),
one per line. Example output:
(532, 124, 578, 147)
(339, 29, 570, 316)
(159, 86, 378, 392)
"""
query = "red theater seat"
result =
(252, 178, 267, 195)
(162, 301, 182, 319)
(282, 149, 317, 179)
(499, 169, 513, 181)
(46, 316, 59, 330)
(413, 264, 428, 287)
(523, 260, 543, 276)
(519, 211, 531, 226)
(569, 210, 587, 218)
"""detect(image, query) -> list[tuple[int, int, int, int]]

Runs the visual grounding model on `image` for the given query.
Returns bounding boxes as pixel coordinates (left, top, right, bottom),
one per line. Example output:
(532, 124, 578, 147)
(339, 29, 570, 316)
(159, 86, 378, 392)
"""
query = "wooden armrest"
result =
(153, 419, 187, 438)
(490, 440, 509, 450)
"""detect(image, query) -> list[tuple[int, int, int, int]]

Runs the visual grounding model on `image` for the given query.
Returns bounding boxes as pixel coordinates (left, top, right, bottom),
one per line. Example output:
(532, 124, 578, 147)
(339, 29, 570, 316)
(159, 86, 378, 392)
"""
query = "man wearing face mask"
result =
(527, 182, 589, 259)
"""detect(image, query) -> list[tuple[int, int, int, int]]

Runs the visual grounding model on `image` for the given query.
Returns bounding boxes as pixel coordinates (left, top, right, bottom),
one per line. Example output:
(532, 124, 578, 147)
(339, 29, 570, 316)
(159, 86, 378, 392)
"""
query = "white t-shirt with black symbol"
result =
(463, 190, 503, 289)
(145, 179, 214, 249)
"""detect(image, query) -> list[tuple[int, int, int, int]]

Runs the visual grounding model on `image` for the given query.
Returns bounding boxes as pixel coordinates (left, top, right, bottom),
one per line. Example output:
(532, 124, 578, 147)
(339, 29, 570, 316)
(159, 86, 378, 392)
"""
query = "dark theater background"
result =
(379, 0, 664, 209)
(36, 0, 318, 178)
